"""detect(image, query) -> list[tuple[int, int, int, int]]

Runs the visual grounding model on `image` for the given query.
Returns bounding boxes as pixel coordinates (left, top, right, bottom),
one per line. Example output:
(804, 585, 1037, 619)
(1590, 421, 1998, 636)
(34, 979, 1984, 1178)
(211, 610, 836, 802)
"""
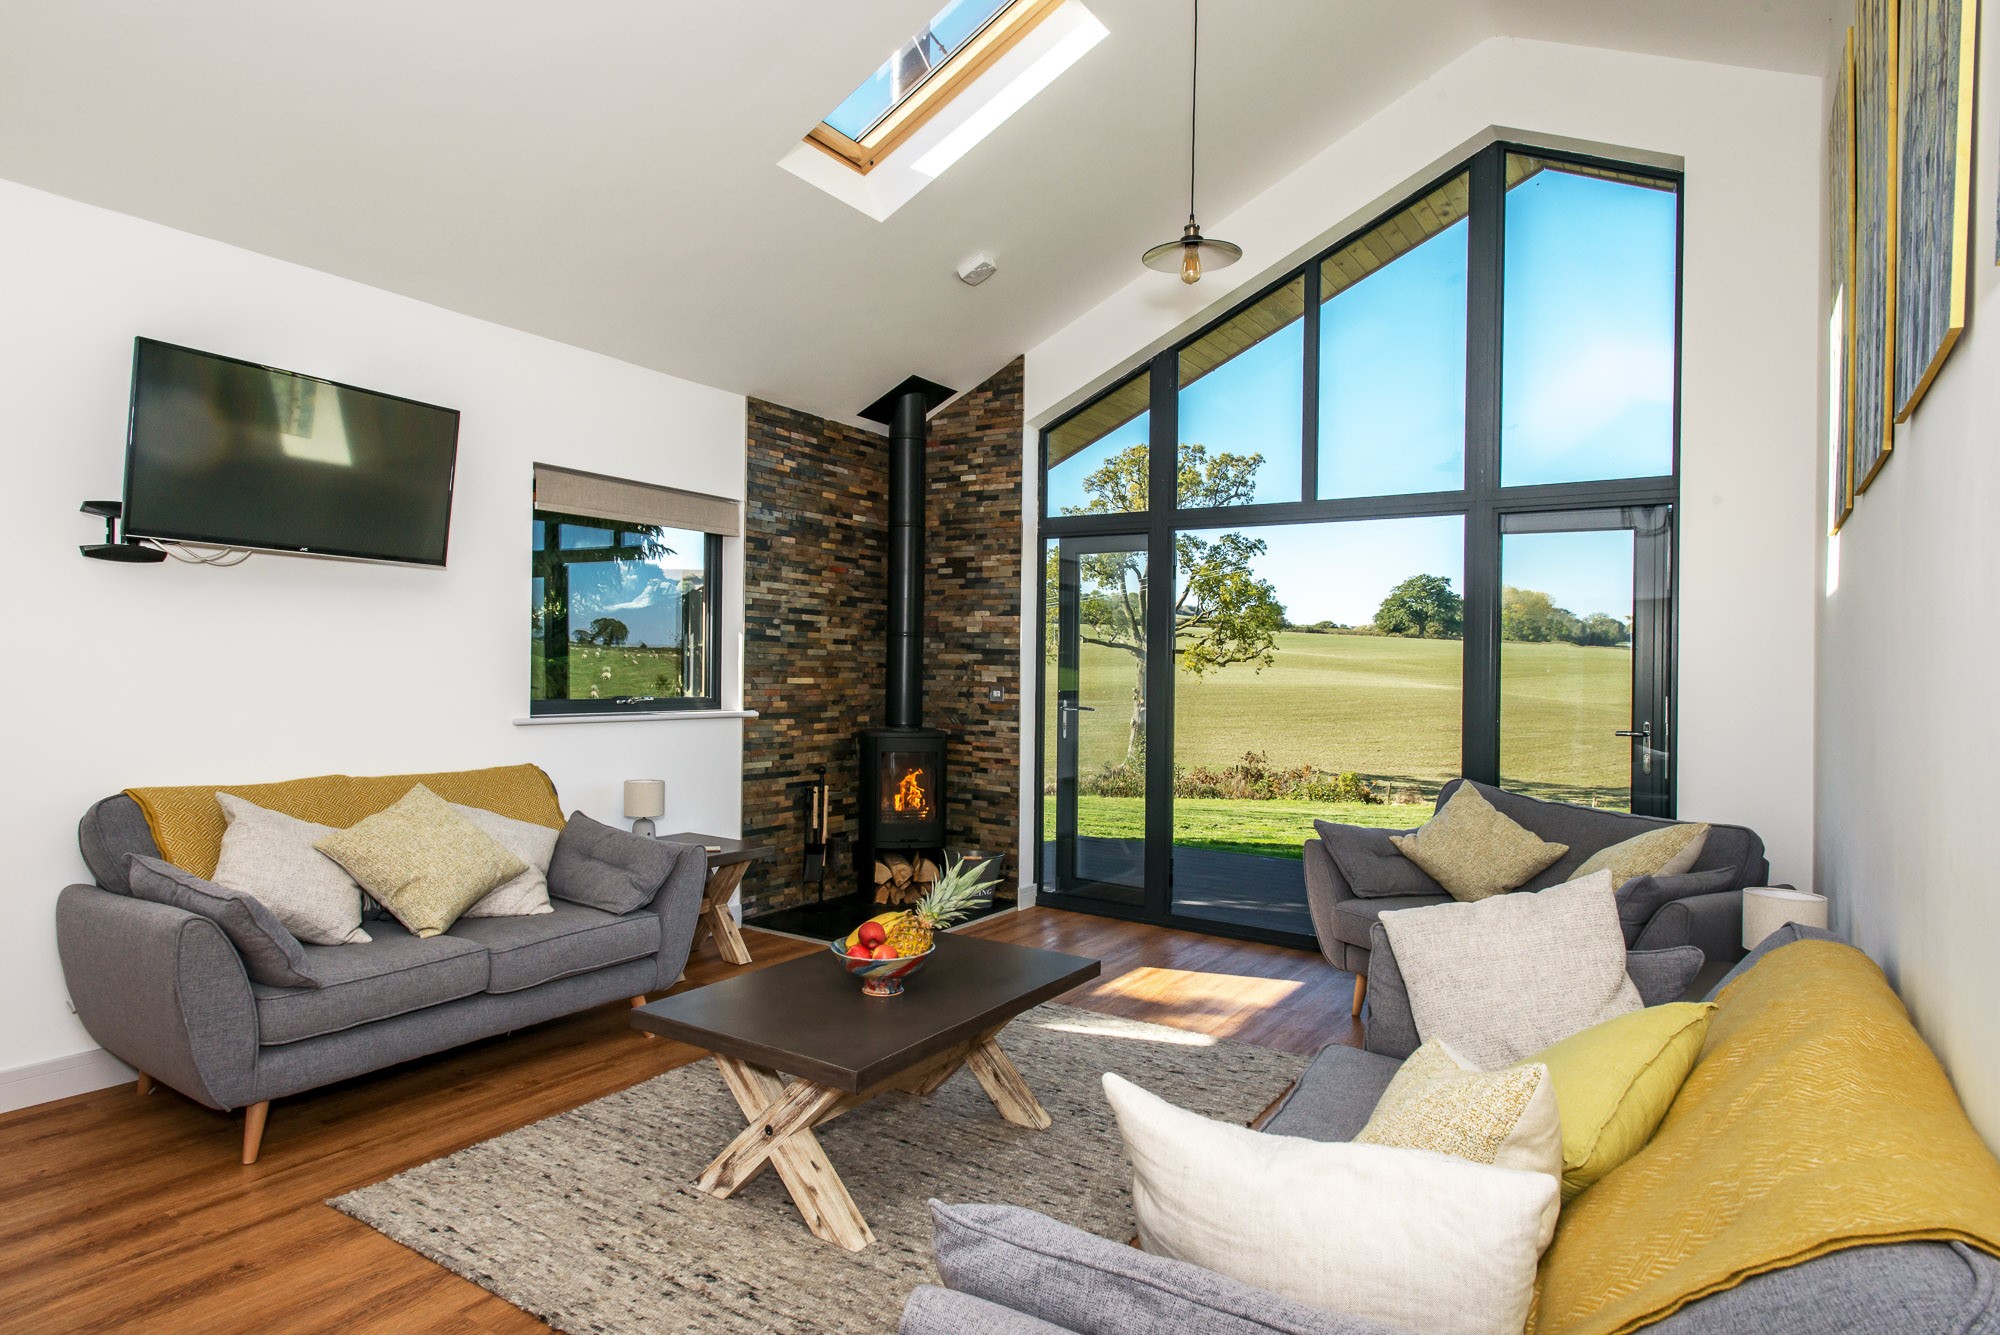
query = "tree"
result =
(1575, 612, 1630, 648)
(1048, 442, 1285, 759)
(585, 616, 629, 647)
(1373, 574, 1463, 639)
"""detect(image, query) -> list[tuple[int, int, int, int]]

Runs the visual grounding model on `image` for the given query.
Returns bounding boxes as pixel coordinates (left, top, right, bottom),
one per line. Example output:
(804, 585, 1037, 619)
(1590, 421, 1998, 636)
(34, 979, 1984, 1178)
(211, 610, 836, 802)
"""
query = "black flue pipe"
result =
(858, 375, 955, 731)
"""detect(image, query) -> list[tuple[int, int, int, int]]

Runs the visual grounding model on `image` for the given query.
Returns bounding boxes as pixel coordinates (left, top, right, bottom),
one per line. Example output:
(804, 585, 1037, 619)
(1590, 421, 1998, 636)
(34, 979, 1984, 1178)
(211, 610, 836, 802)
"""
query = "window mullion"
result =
(1461, 143, 1507, 787)
(1301, 261, 1320, 503)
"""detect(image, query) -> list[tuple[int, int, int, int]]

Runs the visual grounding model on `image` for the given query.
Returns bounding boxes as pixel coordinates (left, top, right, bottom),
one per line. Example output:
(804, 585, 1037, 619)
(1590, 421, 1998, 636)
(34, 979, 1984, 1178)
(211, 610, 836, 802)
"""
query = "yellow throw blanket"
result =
(1532, 939, 2000, 1334)
(125, 764, 564, 879)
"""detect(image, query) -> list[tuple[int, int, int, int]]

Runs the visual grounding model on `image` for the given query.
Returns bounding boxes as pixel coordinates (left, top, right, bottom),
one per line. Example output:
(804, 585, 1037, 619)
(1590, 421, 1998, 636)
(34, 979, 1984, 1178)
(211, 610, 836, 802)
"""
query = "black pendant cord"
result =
(1186, 0, 1199, 225)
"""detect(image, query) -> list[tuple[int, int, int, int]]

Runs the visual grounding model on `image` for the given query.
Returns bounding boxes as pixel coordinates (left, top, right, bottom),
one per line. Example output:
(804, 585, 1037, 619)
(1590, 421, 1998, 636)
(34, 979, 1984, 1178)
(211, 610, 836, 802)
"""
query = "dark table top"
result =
(654, 831, 776, 867)
(631, 933, 1101, 1092)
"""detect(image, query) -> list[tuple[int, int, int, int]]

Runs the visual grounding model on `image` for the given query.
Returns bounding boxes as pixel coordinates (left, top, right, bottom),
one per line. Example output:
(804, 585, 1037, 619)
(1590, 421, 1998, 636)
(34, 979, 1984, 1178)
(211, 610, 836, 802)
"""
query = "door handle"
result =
(1616, 723, 1654, 775)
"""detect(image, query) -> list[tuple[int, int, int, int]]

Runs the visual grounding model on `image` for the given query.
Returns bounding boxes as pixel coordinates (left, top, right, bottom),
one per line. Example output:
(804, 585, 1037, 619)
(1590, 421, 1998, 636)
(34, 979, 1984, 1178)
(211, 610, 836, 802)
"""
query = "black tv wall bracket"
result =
(79, 500, 165, 563)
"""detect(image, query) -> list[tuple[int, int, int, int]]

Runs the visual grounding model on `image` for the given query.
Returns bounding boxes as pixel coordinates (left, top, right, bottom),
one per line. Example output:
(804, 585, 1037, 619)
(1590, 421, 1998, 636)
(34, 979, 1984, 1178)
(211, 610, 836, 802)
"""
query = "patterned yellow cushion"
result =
(125, 764, 562, 879)
(313, 785, 526, 938)
(1521, 1002, 1713, 1202)
(1356, 1039, 1562, 1180)
(1391, 785, 1568, 901)
(1568, 822, 1709, 889)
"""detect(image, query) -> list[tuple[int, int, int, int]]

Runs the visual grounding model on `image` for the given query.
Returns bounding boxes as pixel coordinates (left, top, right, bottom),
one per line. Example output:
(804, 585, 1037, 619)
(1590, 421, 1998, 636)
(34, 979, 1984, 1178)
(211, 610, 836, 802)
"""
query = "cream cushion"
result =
(211, 793, 372, 946)
(1356, 1039, 1562, 1180)
(1390, 784, 1567, 901)
(314, 785, 525, 938)
(452, 802, 557, 918)
(1104, 1072, 1557, 1335)
(1379, 870, 1642, 1069)
(1568, 821, 1710, 889)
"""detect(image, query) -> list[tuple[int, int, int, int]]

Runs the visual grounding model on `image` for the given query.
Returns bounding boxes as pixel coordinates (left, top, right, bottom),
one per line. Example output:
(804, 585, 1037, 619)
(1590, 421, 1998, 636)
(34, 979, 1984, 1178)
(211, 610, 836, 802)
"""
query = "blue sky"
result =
(1048, 165, 1673, 630)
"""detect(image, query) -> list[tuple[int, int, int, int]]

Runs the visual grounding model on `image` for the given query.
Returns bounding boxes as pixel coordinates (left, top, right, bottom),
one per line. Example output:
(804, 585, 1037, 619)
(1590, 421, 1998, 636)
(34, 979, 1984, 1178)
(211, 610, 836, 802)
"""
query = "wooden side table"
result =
(658, 832, 773, 967)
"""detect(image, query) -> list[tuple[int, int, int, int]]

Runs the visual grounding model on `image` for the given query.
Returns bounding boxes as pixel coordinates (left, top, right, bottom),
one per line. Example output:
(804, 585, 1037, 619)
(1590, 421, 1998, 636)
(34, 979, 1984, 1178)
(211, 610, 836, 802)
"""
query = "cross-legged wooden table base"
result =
(697, 859, 754, 966)
(693, 1027, 1051, 1251)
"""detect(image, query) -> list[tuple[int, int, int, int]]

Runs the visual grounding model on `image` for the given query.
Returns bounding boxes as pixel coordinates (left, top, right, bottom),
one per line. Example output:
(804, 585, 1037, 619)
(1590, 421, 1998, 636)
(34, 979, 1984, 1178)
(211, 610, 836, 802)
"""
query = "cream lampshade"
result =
(1742, 886, 1829, 951)
(623, 780, 665, 837)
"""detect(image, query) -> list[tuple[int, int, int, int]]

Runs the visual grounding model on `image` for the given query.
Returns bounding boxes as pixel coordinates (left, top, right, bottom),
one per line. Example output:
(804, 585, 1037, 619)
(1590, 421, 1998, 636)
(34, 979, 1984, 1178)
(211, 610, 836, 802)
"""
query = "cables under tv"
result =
(148, 540, 254, 567)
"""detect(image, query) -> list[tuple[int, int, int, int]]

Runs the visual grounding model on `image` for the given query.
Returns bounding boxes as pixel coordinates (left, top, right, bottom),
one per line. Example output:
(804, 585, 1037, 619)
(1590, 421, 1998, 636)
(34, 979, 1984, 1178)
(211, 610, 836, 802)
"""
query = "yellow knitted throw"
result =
(1531, 939, 2000, 1334)
(125, 764, 564, 879)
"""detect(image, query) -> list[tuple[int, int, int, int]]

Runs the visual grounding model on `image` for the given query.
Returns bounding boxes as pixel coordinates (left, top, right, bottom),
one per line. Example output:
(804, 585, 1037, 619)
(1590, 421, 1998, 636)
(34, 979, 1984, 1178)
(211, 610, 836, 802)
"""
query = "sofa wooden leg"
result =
(242, 1101, 270, 1165)
(1351, 973, 1368, 1018)
(135, 1073, 154, 1097)
(631, 994, 657, 1037)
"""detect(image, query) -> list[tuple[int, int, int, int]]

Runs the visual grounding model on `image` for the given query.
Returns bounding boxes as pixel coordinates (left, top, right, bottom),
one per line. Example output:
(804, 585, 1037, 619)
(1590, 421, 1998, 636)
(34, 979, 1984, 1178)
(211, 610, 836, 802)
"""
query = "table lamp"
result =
(1742, 886, 1828, 951)
(624, 780, 665, 837)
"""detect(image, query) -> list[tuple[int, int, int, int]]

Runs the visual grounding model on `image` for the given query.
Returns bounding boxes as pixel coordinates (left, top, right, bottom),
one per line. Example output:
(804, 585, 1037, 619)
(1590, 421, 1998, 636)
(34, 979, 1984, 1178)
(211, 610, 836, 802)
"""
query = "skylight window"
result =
(823, 0, 1015, 143)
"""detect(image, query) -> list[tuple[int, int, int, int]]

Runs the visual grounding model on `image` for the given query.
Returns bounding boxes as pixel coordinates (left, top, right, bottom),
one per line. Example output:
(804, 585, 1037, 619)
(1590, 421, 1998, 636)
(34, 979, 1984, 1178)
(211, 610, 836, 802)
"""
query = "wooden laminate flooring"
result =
(0, 907, 1358, 1334)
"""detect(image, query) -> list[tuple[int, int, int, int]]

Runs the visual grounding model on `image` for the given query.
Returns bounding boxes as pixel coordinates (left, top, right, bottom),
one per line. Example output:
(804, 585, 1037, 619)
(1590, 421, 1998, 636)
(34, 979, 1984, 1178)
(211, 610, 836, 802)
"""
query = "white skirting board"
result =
(0, 1047, 136, 1114)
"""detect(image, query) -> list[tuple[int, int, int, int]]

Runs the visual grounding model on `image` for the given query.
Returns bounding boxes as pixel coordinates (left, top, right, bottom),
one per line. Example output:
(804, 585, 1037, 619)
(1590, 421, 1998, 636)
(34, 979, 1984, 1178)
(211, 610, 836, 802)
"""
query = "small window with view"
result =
(530, 465, 736, 715)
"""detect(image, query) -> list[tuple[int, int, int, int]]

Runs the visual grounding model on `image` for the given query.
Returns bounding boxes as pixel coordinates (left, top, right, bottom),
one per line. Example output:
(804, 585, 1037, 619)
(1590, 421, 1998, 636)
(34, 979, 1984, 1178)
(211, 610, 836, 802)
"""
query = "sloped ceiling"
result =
(0, 1, 1834, 424)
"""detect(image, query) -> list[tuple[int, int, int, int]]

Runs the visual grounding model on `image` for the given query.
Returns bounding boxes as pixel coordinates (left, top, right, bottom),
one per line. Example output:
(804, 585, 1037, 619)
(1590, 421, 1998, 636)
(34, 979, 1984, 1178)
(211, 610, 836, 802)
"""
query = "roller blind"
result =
(533, 464, 740, 537)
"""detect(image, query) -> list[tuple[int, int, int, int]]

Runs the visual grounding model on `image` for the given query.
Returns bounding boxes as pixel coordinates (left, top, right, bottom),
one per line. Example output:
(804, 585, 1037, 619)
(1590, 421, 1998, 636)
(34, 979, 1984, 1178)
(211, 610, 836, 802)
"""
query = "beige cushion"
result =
(211, 794, 372, 946)
(1568, 821, 1710, 889)
(1390, 784, 1567, 901)
(1103, 1072, 1557, 1335)
(315, 785, 526, 938)
(452, 802, 557, 918)
(1379, 870, 1642, 1069)
(1356, 1039, 1562, 1180)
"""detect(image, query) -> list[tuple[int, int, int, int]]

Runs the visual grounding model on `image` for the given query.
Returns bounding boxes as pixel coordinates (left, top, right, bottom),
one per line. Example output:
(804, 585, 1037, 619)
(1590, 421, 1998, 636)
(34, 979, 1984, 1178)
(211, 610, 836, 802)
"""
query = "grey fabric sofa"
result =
(901, 925, 2000, 1335)
(56, 793, 706, 1163)
(1306, 778, 1769, 1015)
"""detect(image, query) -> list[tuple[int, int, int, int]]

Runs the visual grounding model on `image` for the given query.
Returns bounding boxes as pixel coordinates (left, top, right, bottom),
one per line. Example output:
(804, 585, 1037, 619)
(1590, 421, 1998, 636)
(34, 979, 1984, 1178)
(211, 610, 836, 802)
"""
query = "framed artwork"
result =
(1852, 0, 1897, 495)
(1830, 29, 1857, 533)
(1894, 0, 1979, 419)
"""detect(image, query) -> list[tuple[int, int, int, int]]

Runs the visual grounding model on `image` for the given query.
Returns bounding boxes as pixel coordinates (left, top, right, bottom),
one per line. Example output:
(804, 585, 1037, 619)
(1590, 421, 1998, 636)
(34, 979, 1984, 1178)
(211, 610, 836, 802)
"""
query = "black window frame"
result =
(531, 507, 724, 716)
(1034, 139, 1685, 947)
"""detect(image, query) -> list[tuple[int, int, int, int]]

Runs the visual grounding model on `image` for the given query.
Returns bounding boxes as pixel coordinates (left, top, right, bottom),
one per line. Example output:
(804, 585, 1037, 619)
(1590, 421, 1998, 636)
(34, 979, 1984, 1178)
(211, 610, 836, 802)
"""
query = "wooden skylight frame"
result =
(805, 0, 1066, 175)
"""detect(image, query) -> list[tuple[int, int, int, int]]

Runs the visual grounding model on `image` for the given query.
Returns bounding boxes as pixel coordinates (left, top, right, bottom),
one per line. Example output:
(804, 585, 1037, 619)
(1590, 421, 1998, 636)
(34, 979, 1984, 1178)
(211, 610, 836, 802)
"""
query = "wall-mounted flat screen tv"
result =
(121, 338, 461, 566)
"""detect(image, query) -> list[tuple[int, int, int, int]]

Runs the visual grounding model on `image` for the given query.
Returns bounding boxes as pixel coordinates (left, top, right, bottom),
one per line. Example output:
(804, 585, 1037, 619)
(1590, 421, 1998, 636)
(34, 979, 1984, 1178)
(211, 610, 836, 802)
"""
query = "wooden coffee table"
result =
(631, 932, 1100, 1250)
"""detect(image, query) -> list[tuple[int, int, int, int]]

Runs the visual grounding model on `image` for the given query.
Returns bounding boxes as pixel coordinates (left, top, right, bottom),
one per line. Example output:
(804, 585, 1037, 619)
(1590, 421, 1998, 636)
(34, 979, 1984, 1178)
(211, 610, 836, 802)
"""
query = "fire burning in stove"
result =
(890, 766, 931, 819)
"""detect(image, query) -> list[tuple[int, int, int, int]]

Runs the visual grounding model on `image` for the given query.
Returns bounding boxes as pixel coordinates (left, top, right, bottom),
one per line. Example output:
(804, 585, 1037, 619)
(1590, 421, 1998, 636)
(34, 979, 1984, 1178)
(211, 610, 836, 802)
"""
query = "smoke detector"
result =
(957, 253, 998, 286)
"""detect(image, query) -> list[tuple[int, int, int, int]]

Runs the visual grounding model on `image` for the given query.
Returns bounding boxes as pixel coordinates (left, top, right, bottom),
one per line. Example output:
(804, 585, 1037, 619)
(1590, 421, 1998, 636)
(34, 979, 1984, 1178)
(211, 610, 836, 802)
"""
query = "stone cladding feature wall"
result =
(739, 360, 1024, 918)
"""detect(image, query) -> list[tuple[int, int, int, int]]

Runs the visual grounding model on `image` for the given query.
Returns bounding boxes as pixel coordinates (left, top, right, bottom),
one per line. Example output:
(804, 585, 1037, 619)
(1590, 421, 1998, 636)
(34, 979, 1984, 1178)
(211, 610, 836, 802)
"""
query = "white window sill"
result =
(512, 709, 759, 726)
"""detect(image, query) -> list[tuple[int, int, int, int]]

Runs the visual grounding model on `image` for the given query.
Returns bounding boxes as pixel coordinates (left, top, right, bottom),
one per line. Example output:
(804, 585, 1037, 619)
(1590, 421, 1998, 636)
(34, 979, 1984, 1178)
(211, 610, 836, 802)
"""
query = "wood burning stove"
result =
(854, 375, 955, 898)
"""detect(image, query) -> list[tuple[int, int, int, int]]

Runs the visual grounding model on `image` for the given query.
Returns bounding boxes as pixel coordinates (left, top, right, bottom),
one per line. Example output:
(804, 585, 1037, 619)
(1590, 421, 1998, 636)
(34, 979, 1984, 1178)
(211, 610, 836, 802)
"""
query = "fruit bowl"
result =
(830, 939, 935, 997)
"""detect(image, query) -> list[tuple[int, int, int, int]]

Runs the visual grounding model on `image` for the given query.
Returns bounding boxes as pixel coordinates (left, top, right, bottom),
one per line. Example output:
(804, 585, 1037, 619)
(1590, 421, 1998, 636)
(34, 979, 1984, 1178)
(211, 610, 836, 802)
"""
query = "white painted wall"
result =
(1016, 38, 1824, 903)
(0, 178, 747, 1108)
(1816, 9, 2000, 1146)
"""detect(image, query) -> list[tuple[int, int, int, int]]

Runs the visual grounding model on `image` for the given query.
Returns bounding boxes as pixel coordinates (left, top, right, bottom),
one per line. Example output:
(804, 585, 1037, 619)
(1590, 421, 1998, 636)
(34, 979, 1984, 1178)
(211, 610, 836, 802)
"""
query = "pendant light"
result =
(1142, 0, 1240, 284)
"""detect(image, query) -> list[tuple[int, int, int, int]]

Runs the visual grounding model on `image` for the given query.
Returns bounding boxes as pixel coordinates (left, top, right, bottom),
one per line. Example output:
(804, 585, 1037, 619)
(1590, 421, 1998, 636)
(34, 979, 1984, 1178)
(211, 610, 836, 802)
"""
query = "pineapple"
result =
(885, 856, 992, 956)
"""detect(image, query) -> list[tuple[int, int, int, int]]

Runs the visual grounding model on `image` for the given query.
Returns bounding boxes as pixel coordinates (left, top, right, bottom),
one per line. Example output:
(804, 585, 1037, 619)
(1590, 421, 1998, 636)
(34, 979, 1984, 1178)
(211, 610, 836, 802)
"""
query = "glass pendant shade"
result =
(1143, 220, 1242, 285)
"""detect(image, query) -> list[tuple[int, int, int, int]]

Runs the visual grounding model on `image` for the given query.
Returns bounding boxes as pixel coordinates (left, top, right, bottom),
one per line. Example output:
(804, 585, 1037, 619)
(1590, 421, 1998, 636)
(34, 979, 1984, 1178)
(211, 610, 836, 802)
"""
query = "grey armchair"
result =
(1304, 779, 1768, 1016)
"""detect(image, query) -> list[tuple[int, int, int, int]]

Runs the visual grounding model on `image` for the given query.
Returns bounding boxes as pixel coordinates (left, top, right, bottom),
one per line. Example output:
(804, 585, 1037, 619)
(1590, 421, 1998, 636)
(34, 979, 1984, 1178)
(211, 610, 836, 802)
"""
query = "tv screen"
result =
(122, 338, 460, 565)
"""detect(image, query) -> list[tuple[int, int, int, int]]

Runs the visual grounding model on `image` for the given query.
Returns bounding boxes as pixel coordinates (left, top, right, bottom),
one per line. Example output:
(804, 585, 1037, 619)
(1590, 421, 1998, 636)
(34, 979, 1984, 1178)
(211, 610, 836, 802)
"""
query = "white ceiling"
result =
(0, 1, 1835, 425)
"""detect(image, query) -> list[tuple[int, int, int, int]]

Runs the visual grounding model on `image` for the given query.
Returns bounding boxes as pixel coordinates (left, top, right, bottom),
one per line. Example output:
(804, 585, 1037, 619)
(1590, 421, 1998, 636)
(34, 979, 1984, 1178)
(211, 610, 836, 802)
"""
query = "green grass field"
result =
(1043, 630, 1633, 858)
(530, 644, 686, 701)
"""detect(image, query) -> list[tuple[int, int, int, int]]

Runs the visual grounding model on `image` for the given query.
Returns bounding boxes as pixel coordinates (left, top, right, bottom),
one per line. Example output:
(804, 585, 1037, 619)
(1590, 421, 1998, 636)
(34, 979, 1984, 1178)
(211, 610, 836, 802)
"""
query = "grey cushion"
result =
(447, 900, 660, 993)
(1643, 1240, 2000, 1335)
(1331, 891, 1448, 952)
(901, 1285, 1078, 1335)
(1364, 921, 1707, 1059)
(250, 922, 488, 1044)
(1312, 822, 1439, 899)
(1615, 867, 1738, 944)
(547, 812, 677, 915)
(1625, 944, 1706, 1004)
(929, 1201, 1405, 1335)
(80, 794, 161, 894)
(125, 855, 318, 989)
(1260, 1043, 1404, 1142)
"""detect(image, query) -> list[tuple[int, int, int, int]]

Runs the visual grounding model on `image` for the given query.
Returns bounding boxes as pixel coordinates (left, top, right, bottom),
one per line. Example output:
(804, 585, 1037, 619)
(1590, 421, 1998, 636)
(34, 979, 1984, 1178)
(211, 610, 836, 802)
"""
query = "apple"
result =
(857, 921, 888, 949)
(845, 942, 873, 959)
(871, 944, 900, 960)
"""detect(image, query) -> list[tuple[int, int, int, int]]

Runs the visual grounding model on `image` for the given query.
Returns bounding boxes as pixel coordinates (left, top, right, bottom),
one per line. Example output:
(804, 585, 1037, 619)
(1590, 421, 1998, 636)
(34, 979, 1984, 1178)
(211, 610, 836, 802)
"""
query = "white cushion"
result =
(211, 794, 371, 946)
(452, 803, 558, 918)
(1379, 869, 1641, 1069)
(1104, 1073, 1558, 1335)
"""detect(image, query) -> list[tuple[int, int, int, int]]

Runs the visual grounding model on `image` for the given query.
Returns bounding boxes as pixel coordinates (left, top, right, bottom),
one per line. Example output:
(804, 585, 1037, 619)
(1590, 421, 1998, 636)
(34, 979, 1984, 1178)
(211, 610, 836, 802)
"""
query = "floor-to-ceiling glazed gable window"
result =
(1037, 141, 1681, 948)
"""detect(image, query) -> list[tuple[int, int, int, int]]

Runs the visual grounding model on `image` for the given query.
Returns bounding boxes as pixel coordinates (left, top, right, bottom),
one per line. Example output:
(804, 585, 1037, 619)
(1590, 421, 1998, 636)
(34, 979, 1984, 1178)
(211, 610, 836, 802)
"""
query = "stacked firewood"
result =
(873, 853, 939, 905)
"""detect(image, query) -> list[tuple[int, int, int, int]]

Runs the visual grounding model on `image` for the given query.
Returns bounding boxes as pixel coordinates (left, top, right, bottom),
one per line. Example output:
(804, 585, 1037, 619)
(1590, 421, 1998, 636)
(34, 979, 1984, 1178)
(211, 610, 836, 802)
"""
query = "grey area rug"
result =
(332, 1003, 1307, 1335)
